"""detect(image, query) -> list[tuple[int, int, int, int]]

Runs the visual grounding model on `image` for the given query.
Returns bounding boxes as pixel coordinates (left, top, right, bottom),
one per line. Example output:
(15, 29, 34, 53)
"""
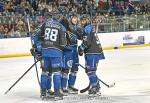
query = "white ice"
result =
(0, 47, 150, 103)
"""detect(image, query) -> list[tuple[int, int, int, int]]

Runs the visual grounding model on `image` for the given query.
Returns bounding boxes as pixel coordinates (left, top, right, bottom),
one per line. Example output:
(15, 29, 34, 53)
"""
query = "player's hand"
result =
(66, 31, 72, 35)
(30, 47, 41, 59)
(30, 47, 36, 56)
(36, 52, 42, 60)
(67, 31, 77, 38)
(70, 33, 77, 43)
(78, 46, 84, 56)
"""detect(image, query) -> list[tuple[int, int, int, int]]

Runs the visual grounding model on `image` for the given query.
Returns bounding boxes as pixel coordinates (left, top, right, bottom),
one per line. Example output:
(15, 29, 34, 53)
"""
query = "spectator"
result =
(3, 27, 10, 38)
(0, 0, 149, 38)
(98, 0, 105, 10)
(20, 0, 31, 14)
(135, 4, 141, 14)
(13, 26, 21, 37)
(14, 4, 23, 14)
(47, 4, 53, 12)
(0, 25, 4, 38)
(31, 0, 38, 11)
(16, 17, 25, 32)
(71, 5, 77, 13)
(140, 3, 146, 13)
(5, 1, 14, 12)
(127, 1, 135, 15)
(14, 0, 21, 5)
(0, 1, 4, 12)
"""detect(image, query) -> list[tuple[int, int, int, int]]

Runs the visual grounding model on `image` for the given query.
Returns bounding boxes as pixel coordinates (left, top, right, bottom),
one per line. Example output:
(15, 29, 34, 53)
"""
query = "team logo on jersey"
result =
(67, 60, 73, 68)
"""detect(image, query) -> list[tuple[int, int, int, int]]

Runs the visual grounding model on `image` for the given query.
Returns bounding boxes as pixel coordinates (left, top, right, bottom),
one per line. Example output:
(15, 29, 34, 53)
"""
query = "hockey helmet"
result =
(69, 13, 78, 25)
(51, 9, 63, 21)
(80, 14, 91, 26)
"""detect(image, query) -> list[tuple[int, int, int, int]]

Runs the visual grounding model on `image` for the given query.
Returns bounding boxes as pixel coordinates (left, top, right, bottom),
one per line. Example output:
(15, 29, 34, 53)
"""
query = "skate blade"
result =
(41, 95, 54, 101)
(41, 96, 63, 101)
(97, 92, 101, 96)
(88, 94, 97, 100)
(68, 91, 78, 94)
(54, 97, 63, 101)
(88, 93, 101, 99)
(62, 93, 68, 96)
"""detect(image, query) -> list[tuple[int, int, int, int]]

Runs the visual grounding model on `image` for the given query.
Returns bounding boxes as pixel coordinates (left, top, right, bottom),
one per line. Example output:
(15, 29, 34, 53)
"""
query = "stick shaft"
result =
(4, 60, 39, 94)
(27, 17, 40, 86)
(77, 63, 111, 87)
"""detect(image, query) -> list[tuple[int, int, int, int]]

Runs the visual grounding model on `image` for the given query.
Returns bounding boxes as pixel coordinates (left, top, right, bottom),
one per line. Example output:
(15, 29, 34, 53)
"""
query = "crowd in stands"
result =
(0, 0, 150, 38)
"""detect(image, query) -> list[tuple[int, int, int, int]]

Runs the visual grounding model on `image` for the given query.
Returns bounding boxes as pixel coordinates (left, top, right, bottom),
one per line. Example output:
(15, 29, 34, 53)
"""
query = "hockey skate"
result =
(68, 85, 78, 94)
(40, 89, 47, 100)
(61, 88, 69, 96)
(46, 89, 54, 98)
(54, 89, 63, 101)
(88, 82, 101, 99)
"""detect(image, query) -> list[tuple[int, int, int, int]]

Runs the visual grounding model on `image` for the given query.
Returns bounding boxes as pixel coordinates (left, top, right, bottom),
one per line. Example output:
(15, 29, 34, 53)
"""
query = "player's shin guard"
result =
(53, 72, 61, 91)
(53, 72, 63, 100)
(87, 71, 100, 94)
(68, 72, 78, 93)
(87, 71, 98, 87)
(46, 73, 54, 96)
(61, 72, 68, 90)
(40, 71, 49, 97)
(47, 73, 52, 90)
(68, 72, 77, 87)
(41, 72, 48, 89)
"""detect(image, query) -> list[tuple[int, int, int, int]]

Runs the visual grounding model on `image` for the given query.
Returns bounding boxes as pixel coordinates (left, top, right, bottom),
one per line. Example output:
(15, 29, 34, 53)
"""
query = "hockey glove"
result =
(78, 46, 84, 56)
(67, 31, 77, 44)
(30, 47, 41, 60)
(78, 43, 86, 56)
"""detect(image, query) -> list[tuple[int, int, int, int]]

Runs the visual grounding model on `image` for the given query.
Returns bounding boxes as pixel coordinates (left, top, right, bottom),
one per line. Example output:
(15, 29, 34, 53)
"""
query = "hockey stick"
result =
(4, 60, 39, 95)
(80, 83, 90, 93)
(27, 16, 40, 86)
(89, 7, 102, 49)
(77, 63, 115, 93)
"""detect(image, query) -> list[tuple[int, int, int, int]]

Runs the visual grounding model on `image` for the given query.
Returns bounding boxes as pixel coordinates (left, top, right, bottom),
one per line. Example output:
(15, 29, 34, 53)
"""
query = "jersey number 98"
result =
(45, 28, 58, 41)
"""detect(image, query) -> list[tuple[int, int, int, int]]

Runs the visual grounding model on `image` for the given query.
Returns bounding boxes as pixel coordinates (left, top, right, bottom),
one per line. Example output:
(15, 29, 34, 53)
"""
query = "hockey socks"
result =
(68, 72, 78, 93)
(61, 73, 68, 90)
(41, 72, 52, 90)
(47, 74, 52, 90)
(87, 71, 98, 87)
(53, 72, 61, 91)
(68, 72, 77, 87)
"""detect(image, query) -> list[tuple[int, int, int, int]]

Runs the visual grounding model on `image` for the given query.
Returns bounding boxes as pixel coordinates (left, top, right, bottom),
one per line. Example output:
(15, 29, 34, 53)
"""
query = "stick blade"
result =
(4, 90, 9, 95)
(80, 84, 90, 93)
(108, 82, 115, 88)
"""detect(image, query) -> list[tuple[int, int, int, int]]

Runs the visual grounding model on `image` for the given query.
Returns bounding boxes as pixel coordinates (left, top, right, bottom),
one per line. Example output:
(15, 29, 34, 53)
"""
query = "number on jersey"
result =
(45, 28, 58, 41)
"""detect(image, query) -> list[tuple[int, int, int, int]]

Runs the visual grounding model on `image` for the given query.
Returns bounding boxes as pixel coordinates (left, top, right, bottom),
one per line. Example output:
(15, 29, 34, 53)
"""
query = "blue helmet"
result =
(80, 14, 91, 24)
(51, 9, 63, 21)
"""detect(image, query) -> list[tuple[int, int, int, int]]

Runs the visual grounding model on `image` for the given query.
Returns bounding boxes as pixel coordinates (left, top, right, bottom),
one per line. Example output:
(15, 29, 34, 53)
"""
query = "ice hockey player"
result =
(60, 13, 82, 94)
(30, 33, 54, 99)
(31, 10, 67, 100)
(78, 14, 105, 96)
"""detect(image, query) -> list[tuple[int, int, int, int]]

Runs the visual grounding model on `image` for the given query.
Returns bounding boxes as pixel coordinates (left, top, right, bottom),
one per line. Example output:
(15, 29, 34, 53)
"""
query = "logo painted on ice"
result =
(123, 34, 133, 40)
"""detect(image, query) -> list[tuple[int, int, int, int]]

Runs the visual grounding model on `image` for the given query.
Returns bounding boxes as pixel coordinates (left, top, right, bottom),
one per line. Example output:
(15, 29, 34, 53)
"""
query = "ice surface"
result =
(0, 47, 150, 103)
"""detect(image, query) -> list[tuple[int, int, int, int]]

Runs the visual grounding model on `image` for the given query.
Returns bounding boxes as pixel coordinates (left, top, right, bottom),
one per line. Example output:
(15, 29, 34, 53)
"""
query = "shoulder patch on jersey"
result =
(61, 24, 66, 32)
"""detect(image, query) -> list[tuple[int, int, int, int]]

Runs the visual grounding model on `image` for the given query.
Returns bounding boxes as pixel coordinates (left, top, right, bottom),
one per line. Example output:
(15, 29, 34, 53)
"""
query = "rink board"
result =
(0, 30, 150, 58)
